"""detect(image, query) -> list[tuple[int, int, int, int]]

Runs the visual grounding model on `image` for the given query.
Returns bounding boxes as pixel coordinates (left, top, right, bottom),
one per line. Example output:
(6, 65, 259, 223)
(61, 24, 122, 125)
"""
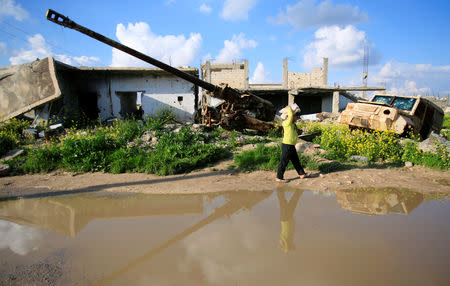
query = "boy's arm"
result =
(282, 107, 293, 127)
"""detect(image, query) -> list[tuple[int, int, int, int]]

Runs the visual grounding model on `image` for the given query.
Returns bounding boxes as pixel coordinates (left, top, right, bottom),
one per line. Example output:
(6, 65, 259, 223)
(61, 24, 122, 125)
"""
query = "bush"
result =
(107, 148, 145, 174)
(60, 132, 120, 172)
(0, 133, 16, 157)
(315, 123, 403, 162)
(140, 127, 230, 175)
(402, 139, 449, 170)
(0, 118, 29, 141)
(114, 119, 144, 146)
(22, 145, 62, 173)
(442, 114, 450, 129)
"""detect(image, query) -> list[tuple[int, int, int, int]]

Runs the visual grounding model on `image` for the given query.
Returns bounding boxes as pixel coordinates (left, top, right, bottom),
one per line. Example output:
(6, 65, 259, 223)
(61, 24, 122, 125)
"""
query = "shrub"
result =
(315, 123, 403, 163)
(442, 114, 450, 129)
(0, 133, 16, 157)
(143, 106, 176, 130)
(113, 119, 144, 146)
(0, 118, 30, 141)
(22, 145, 62, 173)
(107, 148, 145, 174)
(60, 132, 120, 172)
(402, 139, 449, 170)
(140, 126, 230, 175)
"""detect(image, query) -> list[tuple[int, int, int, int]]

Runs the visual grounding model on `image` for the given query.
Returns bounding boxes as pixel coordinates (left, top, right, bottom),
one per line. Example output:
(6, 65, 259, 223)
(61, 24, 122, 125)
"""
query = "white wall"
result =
(84, 73, 196, 122)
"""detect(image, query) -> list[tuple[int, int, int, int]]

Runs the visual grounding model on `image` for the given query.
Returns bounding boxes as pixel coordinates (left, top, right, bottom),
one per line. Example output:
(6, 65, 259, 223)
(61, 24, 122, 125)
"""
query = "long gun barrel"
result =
(46, 9, 275, 126)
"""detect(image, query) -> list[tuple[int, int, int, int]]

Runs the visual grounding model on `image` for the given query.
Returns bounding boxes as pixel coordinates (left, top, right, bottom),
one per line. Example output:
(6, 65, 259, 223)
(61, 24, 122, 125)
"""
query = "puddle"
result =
(0, 189, 449, 286)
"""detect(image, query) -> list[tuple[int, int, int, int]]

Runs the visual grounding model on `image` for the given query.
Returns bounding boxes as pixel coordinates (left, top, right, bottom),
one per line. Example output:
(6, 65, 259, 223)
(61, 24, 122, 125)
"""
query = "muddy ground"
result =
(1, 158, 449, 198)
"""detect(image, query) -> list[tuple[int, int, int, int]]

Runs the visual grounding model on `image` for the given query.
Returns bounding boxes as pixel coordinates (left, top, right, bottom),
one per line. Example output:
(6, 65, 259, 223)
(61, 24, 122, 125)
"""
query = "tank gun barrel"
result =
(46, 9, 222, 95)
(46, 9, 275, 126)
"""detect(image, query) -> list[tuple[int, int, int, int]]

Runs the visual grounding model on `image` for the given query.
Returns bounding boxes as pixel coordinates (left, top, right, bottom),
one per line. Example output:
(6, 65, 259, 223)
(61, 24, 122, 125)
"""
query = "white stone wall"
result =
(85, 74, 196, 122)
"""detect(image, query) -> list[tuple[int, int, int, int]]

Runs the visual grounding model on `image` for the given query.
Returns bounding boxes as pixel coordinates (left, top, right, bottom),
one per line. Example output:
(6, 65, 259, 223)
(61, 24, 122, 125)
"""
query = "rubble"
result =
(0, 164, 10, 176)
(418, 131, 450, 153)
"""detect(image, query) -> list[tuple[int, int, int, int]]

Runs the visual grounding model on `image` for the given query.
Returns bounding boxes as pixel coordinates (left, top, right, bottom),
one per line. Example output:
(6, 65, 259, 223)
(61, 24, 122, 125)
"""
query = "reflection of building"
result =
(0, 194, 203, 236)
(336, 189, 424, 216)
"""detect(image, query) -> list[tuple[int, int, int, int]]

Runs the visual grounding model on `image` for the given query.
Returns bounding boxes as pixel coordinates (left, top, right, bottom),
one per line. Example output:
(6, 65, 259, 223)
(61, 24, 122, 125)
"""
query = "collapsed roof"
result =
(0, 57, 61, 121)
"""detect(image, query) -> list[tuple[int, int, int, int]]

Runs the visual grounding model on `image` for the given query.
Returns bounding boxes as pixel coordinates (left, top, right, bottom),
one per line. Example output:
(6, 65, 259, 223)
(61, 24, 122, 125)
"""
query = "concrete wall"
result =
(288, 68, 326, 89)
(64, 70, 198, 123)
(201, 61, 248, 89)
(210, 69, 247, 89)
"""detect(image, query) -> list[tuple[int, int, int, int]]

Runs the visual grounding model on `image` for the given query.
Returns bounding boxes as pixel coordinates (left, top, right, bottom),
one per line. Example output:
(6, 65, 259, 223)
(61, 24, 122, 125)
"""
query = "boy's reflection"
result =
(277, 190, 304, 253)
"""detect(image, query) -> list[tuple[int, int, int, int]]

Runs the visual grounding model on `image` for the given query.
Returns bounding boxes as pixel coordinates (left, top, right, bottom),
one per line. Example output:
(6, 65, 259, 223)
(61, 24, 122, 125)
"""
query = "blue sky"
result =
(1, 0, 449, 97)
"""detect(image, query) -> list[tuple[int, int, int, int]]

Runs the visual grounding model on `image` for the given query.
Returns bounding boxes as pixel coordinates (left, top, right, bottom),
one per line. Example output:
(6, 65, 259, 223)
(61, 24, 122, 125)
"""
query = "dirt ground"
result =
(1, 158, 449, 198)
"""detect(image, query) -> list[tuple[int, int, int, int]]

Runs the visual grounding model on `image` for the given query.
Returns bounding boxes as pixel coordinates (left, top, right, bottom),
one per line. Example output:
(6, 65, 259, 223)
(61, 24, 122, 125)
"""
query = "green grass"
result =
(13, 115, 232, 175)
(442, 114, 450, 129)
(3, 112, 449, 176)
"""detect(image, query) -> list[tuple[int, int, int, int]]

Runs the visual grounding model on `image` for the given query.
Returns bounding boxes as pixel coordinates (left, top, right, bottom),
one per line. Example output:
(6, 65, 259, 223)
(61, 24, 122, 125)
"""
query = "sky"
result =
(0, 0, 449, 97)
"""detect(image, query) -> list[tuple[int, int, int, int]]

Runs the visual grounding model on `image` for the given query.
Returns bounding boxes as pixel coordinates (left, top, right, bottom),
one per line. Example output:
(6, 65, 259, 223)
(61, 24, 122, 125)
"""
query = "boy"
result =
(276, 104, 307, 182)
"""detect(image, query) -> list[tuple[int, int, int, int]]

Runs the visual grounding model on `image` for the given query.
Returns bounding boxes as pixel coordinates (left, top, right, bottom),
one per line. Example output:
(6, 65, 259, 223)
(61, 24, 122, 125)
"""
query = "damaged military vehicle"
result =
(339, 94, 444, 139)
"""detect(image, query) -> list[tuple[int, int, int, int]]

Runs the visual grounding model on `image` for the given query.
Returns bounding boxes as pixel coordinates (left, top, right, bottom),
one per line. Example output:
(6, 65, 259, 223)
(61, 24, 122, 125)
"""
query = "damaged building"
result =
(0, 57, 199, 124)
(201, 58, 386, 116)
(1, 55, 387, 126)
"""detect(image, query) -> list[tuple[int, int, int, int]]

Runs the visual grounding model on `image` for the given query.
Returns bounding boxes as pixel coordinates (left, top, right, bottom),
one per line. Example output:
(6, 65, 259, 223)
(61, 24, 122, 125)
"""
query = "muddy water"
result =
(0, 188, 449, 286)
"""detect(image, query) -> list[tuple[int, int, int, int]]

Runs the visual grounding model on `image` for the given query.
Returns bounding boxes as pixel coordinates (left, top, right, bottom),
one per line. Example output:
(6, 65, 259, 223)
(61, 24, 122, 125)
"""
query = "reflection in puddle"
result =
(0, 189, 448, 285)
(336, 188, 424, 216)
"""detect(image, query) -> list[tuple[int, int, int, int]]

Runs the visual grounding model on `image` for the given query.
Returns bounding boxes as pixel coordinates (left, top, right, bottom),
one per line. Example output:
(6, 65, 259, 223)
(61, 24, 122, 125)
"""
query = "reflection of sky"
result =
(173, 192, 450, 286)
(0, 220, 43, 255)
(181, 212, 273, 285)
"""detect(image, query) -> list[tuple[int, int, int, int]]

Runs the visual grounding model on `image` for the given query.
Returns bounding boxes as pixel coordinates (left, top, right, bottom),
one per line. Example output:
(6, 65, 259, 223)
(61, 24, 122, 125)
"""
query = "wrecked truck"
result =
(338, 94, 444, 139)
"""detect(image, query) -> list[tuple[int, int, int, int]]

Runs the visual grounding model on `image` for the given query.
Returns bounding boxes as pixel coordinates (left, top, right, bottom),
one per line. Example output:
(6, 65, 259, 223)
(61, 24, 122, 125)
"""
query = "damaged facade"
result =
(0, 55, 395, 127)
(0, 57, 198, 124)
(201, 58, 386, 116)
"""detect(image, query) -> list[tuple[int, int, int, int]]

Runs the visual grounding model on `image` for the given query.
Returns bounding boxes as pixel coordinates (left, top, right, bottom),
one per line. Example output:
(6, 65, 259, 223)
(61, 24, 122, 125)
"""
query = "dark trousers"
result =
(277, 143, 305, 179)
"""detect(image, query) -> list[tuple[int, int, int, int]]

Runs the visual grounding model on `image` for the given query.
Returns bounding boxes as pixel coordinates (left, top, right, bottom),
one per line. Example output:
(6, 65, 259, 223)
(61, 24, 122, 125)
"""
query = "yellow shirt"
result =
(282, 108, 297, 145)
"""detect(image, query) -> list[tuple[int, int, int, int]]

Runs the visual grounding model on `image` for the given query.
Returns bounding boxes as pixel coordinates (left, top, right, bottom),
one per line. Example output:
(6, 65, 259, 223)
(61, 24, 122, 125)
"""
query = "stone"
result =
(419, 131, 450, 153)
(350, 155, 369, 164)
(405, 161, 414, 167)
(23, 128, 38, 139)
(0, 164, 10, 176)
(1, 149, 24, 161)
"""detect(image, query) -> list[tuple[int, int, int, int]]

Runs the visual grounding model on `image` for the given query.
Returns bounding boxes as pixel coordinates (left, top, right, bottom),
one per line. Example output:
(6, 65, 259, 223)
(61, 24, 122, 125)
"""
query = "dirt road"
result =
(1, 162, 449, 198)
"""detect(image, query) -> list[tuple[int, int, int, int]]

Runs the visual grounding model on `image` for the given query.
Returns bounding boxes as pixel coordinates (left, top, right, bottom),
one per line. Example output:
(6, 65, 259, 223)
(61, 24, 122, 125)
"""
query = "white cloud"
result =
(221, 0, 257, 21)
(9, 34, 52, 65)
(111, 22, 202, 67)
(303, 25, 375, 69)
(8, 34, 100, 66)
(0, 220, 43, 255)
(202, 53, 212, 63)
(269, 0, 368, 29)
(0, 0, 29, 21)
(250, 62, 273, 83)
(214, 33, 257, 63)
(199, 4, 212, 14)
(181, 213, 274, 285)
(371, 61, 450, 96)
(55, 54, 100, 66)
(388, 80, 430, 95)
